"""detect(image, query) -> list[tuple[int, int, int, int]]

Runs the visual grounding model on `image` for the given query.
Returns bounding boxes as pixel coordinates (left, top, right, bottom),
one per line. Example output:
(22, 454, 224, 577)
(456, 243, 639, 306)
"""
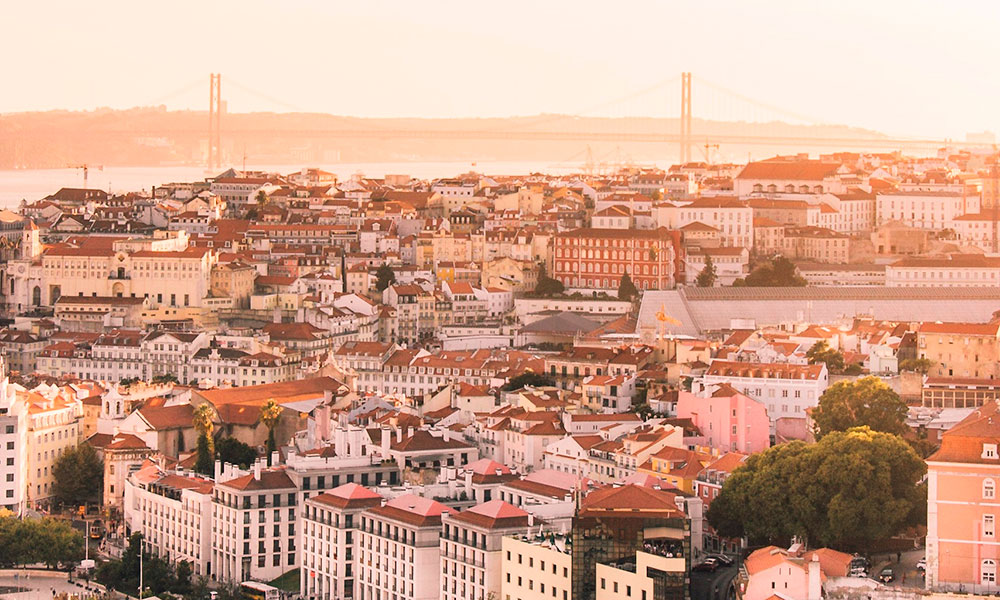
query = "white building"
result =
(886, 255, 1000, 287)
(695, 360, 828, 435)
(655, 197, 753, 248)
(876, 191, 980, 230)
(301, 483, 382, 600)
(125, 466, 214, 576)
(357, 493, 448, 600)
(0, 358, 27, 513)
(441, 500, 532, 600)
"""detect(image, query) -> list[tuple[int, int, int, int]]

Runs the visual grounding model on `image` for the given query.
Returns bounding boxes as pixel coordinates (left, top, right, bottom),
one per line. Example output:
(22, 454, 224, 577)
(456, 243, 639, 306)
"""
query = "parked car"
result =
(879, 568, 895, 583)
(693, 559, 719, 573)
(916, 558, 926, 572)
(849, 566, 868, 578)
(707, 554, 734, 567)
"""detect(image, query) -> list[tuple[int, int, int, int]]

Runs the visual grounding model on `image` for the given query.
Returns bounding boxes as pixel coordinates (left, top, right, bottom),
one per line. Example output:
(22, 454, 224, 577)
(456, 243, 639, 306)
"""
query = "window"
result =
(985, 444, 998, 459)
(985, 560, 997, 584)
(986, 514, 995, 538)
(986, 479, 996, 500)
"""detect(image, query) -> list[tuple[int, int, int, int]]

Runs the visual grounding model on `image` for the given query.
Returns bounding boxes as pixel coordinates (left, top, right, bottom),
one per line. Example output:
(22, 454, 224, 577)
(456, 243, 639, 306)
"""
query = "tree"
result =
(811, 376, 910, 439)
(617, 272, 638, 301)
(215, 437, 257, 469)
(707, 427, 926, 551)
(152, 373, 179, 384)
(695, 255, 717, 287)
(0, 516, 83, 568)
(375, 263, 396, 293)
(534, 263, 565, 297)
(899, 357, 935, 373)
(501, 371, 555, 391)
(192, 404, 215, 476)
(259, 399, 283, 456)
(733, 255, 806, 287)
(806, 340, 845, 374)
(52, 443, 103, 507)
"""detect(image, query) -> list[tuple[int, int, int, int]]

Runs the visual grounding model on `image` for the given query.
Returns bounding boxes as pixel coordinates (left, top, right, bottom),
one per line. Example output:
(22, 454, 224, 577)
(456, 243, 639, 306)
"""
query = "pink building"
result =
(927, 401, 1000, 592)
(676, 384, 771, 454)
(743, 545, 851, 600)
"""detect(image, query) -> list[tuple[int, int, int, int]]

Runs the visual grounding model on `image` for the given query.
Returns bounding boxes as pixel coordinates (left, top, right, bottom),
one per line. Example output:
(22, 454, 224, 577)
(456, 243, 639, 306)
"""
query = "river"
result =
(0, 159, 623, 210)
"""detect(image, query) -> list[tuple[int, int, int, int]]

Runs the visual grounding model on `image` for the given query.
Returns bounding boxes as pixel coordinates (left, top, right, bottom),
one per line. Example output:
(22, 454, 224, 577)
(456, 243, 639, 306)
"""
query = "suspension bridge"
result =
(142, 73, 982, 169)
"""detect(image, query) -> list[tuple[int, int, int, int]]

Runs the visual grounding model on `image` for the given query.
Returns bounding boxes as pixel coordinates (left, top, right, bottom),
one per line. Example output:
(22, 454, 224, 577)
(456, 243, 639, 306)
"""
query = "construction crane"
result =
(69, 164, 103, 189)
(700, 142, 720, 164)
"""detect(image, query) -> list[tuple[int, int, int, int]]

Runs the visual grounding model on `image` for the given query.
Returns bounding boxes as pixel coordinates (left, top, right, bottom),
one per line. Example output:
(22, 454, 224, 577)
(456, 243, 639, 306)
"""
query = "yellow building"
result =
(917, 321, 1000, 379)
(502, 533, 573, 600)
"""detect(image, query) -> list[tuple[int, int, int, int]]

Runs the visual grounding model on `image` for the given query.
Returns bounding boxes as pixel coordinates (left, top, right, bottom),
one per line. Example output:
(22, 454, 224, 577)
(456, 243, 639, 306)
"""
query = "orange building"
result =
(926, 401, 1000, 591)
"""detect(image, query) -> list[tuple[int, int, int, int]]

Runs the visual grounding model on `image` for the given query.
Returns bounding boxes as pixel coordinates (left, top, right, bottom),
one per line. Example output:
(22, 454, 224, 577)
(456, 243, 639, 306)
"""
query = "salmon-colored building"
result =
(926, 401, 1000, 591)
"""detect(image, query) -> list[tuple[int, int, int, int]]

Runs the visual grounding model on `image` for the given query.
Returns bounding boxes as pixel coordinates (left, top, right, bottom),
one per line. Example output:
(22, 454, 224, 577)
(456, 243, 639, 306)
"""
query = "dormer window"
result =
(984, 444, 998, 459)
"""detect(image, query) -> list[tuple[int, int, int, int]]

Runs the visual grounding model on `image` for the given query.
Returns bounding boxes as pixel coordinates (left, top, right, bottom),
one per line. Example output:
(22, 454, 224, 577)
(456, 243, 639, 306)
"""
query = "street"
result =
(690, 564, 738, 600)
(869, 548, 925, 589)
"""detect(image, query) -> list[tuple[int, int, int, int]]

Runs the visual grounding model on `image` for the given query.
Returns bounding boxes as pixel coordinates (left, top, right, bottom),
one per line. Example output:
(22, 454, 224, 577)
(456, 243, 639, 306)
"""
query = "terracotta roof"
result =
(218, 469, 295, 492)
(738, 160, 840, 181)
(448, 500, 530, 530)
(929, 401, 1000, 464)
(391, 429, 472, 453)
(707, 360, 824, 380)
(311, 483, 383, 509)
(197, 377, 344, 406)
(365, 494, 447, 528)
(917, 321, 1000, 336)
(579, 484, 683, 518)
(137, 404, 194, 430)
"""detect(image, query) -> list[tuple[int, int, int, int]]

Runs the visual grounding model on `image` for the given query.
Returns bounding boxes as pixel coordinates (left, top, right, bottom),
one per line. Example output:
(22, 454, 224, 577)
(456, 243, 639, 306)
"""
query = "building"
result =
(876, 191, 979, 230)
(103, 433, 153, 510)
(126, 466, 214, 577)
(735, 160, 845, 198)
(24, 389, 83, 505)
(916, 321, 1000, 379)
(552, 228, 681, 292)
(301, 483, 383, 600)
(886, 255, 1000, 287)
(573, 484, 693, 600)
(926, 401, 1000, 592)
(655, 197, 753, 248)
(212, 462, 299, 583)
(0, 359, 27, 513)
(694, 361, 828, 437)
(357, 493, 448, 600)
(676, 385, 770, 454)
(501, 531, 573, 600)
(922, 377, 1000, 408)
(441, 500, 532, 600)
(743, 545, 852, 600)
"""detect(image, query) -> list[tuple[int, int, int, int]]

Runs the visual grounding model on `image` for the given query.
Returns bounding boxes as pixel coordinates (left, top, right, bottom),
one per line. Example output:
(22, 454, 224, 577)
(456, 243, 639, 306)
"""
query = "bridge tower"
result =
(679, 72, 692, 164)
(208, 73, 222, 169)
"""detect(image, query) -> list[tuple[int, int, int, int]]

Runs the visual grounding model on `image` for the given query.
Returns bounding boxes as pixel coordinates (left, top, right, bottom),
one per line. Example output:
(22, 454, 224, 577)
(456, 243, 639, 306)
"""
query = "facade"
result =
(301, 483, 382, 600)
(676, 386, 770, 454)
(926, 402, 1000, 592)
(876, 191, 979, 230)
(886, 255, 1000, 287)
(357, 494, 448, 600)
(24, 391, 83, 505)
(923, 377, 1000, 408)
(212, 463, 300, 583)
(694, 361, 828, 436)
(552, 228, 680, 292)
(917, 321, 1000, 379)
(0, 360, 27, 513)
(441, 500, 532, 600)
(501, 533, 573, 600)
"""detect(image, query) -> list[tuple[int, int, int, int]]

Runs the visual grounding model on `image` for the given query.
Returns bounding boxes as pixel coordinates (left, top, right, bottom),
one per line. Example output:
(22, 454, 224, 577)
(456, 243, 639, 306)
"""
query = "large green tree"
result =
(375, 264, 397, 293)
(0, 516, 84, 568)
(215, 437, 258, 469)
(534, 264, 565, 297)
(52, 443, 103, 507)
(733, 255, 806, 287)
(707, 427, 925, 550)
(806, 340, 845, 374)
(501, 371, 555, 391)
(811, 376, 910, 439)
(617, 272, 638, 300)
(695, 256, 717, 287)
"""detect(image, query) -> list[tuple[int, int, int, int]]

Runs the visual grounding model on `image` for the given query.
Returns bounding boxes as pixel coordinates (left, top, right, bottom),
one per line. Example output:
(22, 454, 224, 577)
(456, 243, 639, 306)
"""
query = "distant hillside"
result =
(0, 107, 894, 169)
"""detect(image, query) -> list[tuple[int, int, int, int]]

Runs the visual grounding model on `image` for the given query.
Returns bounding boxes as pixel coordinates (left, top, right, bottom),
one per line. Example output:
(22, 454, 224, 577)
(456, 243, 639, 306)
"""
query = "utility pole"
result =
(208, 74, 222, 170)
(679, 72, 692, 164)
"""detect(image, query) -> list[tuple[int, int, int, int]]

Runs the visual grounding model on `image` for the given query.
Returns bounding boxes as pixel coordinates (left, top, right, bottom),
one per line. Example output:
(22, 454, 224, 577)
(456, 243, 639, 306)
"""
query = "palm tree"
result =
(192, 404, 215, 475)
(258, 399, 282, 456)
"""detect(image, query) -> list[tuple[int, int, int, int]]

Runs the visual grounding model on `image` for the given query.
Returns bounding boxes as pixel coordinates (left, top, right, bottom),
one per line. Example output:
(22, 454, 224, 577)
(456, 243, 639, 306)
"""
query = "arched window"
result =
(767, 184, 777, 193)
(983, 559, 997, 584)
(985, 479, 996, 499)
(753, 184, 763, 193)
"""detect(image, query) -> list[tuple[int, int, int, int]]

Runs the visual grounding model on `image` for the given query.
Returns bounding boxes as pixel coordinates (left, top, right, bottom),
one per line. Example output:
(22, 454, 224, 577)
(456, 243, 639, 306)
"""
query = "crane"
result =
(700, 142, 720, 164)
(68, 164, 103, 189)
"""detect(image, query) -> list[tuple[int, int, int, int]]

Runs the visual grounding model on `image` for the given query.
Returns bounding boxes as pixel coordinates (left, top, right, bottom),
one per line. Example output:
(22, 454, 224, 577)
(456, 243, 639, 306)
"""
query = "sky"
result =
(3, 0, 999, 139)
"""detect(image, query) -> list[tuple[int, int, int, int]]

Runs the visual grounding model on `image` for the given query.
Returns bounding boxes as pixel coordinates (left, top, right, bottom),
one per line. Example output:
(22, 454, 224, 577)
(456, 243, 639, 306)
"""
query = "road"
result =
(690, 564, 738, 600)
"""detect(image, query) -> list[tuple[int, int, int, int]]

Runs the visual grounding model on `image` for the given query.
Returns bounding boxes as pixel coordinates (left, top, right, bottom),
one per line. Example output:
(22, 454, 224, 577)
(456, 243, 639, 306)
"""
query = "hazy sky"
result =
(4, 1, 999, 139)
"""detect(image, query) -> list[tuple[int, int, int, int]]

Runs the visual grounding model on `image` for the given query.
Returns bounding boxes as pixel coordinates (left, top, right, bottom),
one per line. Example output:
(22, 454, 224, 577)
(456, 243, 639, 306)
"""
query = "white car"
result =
(916, 558, 926, 572)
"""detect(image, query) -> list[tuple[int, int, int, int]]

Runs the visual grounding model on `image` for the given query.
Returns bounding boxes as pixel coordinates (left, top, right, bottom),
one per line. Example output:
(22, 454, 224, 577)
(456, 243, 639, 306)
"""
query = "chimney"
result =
(396, 427, 403, 443)
(528, 513, 535, 527)
(807, 555, 821, 600)
(271, 451, 279, 466)
(253, 459, 261, 481)
(214, 459, 222, 481)
(381, 426, 390, 455)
